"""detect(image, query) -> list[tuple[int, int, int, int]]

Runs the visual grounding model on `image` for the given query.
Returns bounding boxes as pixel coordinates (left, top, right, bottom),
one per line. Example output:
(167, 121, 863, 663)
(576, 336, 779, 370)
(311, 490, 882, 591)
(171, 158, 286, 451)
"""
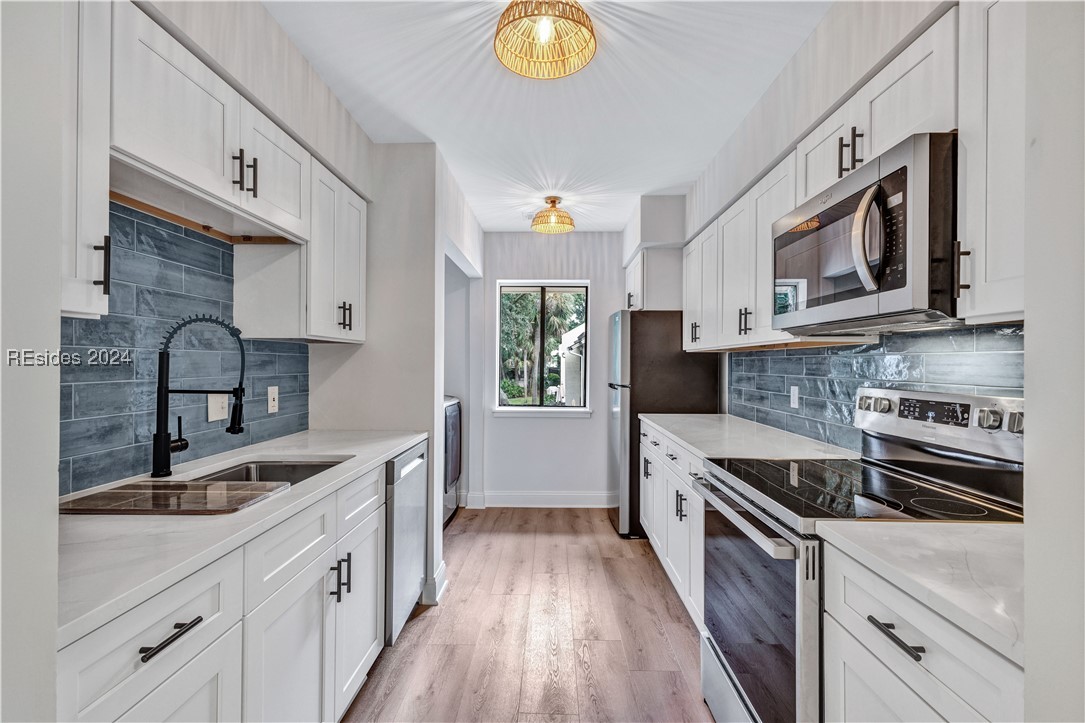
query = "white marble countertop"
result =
(57, 429, 427, 650)
(817, 521, 1024, 666)
(639, 413, 857, 461)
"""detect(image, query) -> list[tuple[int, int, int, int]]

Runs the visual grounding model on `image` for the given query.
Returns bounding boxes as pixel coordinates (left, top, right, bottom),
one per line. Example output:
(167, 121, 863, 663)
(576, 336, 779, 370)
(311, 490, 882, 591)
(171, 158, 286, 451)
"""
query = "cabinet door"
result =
(625, 254, 644, 311)
(857, 8, 958, 161)
(749, 153, 797, 344)
(334, 506, 386, 719)
(651, 452, 668, 556)
(698, 225, 721, 349)
(111, 1, 240, 204)
(117, 624, 242, 723)
(60, 1, 110, 318)
(795, 104, 856, 204)
(957, 1, 1026, 323)
(238, 100, 311, 241)
(718, 195, 751, 347)
(243, 547, 336, 723)
(682, 241, 701, 350)
(823, 614, 945, 723)
(639, 446, 654, 541)
(663, 469, 690, 597)
(335, 185, 367, 342)
(307, 163, 344, 340)
(687, 485, 705, 626)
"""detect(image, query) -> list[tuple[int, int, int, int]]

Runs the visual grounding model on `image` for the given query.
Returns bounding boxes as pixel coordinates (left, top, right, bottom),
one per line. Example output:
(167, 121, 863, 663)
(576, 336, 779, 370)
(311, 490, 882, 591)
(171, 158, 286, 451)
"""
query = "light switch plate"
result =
(790, 386, 800, 409)
(268, 386, 279, 414)
(208, 394, 229, 422)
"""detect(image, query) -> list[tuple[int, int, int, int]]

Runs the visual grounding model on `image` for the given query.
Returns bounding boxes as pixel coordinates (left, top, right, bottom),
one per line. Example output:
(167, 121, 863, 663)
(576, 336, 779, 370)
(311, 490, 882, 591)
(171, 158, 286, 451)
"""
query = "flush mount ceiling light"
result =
(494, 1, 597, 80)
(531, 196, 575, 234)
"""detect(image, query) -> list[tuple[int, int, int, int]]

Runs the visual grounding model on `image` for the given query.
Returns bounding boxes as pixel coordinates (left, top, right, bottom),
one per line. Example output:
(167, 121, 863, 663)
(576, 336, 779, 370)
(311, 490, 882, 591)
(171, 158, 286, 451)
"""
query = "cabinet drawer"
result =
(662, 438, 684, 472)
(823, 545, 1023, 721)
(58, 550, 243, 722)
(245, 495, 337, 613)
(337, 466, 385, 537)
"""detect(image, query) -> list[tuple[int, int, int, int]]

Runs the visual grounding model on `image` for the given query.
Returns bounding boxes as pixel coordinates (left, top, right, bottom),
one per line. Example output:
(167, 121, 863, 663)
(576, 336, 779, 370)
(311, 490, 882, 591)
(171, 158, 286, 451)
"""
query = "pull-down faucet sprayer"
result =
(151, 315, 246, 478)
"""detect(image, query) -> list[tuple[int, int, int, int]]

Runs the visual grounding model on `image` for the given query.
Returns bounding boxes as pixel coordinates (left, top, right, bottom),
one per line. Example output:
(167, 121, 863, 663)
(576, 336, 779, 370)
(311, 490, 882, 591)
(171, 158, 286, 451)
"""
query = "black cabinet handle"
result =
(139, 616, 202, 663)
(953, 240, 972, 299)
(675, 489, 680, 518)
(850, 126, 865, 170)
(338, 302, 349, 329)
(344, 552, 353, 594)
(627, 292, 634, 309)
(247, 156, 259, 198)
(330, 558, 345, 603)
(92, 234, 111, 295)
(645, 458, 651, 477)
(650, 440, 660, 447)
(347, 303, 353, 331)
(232, 149, 246, 191)
(737, 307, 744, 335)
(678, 494, 687, 521)
(867, 615, 925, 662)
(838, 135, 850, 178)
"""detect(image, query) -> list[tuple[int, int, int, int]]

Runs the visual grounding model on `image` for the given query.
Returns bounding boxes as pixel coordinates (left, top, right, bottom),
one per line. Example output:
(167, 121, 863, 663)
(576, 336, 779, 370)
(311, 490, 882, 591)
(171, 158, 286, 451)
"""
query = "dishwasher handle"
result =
(389, 441, 428, 484)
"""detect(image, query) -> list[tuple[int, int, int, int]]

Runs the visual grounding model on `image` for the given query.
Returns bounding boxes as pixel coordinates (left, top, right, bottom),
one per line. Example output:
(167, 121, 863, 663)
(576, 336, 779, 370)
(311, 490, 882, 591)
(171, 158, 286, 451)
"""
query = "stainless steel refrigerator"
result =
(607, 310, 719, 537)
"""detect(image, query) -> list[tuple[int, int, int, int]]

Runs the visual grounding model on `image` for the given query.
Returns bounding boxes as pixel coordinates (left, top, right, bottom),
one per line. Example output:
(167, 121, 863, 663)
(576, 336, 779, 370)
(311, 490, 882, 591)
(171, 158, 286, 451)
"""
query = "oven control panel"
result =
(854, 387, 1024, 463)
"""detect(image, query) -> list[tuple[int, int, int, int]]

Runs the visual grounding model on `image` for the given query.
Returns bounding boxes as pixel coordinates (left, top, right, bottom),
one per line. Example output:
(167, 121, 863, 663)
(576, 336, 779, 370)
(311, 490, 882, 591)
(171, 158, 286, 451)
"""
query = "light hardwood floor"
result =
(344, 507, 713, 723)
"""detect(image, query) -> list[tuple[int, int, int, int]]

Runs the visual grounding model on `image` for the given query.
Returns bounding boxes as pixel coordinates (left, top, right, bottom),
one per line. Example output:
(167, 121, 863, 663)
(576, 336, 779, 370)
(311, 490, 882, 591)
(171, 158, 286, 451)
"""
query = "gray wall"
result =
(59, 203, 310, 495)
(728, 325, 1024, 451)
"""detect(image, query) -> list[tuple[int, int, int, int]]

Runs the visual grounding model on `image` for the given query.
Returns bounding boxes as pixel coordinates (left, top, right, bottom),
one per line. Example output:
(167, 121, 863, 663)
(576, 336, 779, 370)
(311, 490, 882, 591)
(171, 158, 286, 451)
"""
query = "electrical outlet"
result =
(208, 394, 229, 422)
(790, 385, 800, 409)
(267, 386, 279, 414)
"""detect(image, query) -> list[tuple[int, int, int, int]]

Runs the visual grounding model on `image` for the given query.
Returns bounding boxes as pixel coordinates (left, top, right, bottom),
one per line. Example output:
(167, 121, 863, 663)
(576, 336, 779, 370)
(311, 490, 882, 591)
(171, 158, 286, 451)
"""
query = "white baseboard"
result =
(483, 490, 618, 508)
(465, 492, 487, 509)
(422, 560, 448, 605)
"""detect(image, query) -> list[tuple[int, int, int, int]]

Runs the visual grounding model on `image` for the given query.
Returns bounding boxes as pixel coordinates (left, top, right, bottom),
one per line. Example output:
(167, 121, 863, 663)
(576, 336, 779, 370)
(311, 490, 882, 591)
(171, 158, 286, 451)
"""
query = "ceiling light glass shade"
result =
(531, 196, 575, 234)
(494, 1, 597, 80)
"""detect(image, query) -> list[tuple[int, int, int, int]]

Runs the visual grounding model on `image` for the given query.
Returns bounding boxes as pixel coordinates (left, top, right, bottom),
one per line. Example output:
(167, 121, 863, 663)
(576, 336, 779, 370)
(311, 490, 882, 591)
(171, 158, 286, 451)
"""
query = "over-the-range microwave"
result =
(772, 132, 960, 335)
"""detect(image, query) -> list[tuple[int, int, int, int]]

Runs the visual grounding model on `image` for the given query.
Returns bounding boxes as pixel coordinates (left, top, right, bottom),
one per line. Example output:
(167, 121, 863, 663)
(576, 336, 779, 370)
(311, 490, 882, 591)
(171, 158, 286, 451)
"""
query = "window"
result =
(498, 284, 588, 408)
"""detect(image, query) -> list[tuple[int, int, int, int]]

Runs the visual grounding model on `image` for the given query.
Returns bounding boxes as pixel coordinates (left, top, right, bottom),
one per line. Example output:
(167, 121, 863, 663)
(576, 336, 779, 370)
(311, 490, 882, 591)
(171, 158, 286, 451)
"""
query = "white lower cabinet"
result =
(333, 507, 387, 719)
(118, 624, 242, 723)
(823, 614, 947, 723)
(823, 544, 1022, 722)
(243, 546, 338, 723)
(639, 422, 706, 629)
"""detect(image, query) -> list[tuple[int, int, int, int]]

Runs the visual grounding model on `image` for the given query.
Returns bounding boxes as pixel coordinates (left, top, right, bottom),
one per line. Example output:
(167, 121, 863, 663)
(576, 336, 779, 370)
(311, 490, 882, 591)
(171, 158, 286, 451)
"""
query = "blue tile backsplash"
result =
(59, 203, 310, 495)
(728, 325, 1024, 451)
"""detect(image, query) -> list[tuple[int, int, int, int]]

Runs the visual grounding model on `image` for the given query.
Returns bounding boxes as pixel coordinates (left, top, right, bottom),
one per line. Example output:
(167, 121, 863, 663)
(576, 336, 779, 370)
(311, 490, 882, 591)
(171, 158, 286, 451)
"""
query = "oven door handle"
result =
(706, 486, 797, 560)
(850, 184, 881, 293)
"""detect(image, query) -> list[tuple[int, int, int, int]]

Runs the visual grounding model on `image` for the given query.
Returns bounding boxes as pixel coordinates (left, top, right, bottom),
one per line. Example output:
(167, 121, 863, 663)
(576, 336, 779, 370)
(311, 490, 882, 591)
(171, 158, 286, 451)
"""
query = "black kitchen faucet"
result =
(151, 315, 246, 478)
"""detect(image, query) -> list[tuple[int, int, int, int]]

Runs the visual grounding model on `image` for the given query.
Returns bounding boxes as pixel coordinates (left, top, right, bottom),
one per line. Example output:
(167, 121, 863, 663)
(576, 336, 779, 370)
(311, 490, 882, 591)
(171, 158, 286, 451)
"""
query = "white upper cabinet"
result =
(60, 1, 111, 318)
(718, 194, 752, 347)
(111, 1, 241, 205)
(682, 225, 721, 350)
(957, 1, 1026, 324)
(234, 160, 366, 344)
(748, 153, 797, 345)
(238, 99, 312, 240)
(797, 8, 958, 204)
(625, 253, 644, 310)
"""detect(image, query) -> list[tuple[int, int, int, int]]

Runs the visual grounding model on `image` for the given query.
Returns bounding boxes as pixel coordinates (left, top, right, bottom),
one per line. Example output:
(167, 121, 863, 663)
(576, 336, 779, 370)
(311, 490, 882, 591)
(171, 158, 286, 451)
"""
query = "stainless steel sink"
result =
(195, 461, 340, 486)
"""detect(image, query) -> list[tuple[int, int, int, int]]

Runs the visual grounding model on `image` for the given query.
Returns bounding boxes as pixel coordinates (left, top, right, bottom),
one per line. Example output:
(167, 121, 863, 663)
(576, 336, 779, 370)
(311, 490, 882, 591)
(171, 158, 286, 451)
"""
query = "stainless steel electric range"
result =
(692, 387, 1024, 723)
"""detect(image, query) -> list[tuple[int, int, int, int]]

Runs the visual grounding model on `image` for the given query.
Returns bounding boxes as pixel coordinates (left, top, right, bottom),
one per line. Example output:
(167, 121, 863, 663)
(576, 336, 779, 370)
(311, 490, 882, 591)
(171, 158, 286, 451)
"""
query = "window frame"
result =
(494, 280, 591, 417)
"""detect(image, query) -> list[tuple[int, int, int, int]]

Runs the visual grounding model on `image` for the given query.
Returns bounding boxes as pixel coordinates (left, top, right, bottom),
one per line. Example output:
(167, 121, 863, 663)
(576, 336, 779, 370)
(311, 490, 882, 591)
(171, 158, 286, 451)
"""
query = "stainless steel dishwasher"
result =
(385, 441, 428, 645)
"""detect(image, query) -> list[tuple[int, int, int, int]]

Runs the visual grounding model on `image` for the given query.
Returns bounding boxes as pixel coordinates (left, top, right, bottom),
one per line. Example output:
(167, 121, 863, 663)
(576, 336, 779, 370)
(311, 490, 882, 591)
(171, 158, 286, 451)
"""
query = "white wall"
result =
(1023, 2, 1085, 719)
(436, 150, 483, 278)
(308, 143, 448, 601)
(444, 258, 471, 503)
(685, 1, 951, 237)
(139, 0, 375, 197)
(479, 232, 623, 507)
(1, 2, 63, 718)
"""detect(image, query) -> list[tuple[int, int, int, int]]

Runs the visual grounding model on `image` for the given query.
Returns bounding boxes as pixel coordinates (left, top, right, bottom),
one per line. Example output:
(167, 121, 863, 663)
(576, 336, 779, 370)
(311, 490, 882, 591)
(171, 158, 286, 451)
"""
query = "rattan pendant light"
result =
(494, 1, 597, 80)
(531, 196, 575, 234)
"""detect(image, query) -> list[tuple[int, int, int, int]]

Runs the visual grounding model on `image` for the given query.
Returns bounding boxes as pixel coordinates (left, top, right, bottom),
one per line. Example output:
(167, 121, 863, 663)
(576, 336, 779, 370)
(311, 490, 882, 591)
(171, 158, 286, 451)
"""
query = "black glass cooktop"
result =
(703, 457, 1023, 524)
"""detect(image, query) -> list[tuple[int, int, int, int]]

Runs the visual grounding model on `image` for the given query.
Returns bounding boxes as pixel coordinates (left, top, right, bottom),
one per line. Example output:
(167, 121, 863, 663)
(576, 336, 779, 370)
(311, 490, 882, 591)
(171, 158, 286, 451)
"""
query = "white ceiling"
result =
(264, 1, 830, 231)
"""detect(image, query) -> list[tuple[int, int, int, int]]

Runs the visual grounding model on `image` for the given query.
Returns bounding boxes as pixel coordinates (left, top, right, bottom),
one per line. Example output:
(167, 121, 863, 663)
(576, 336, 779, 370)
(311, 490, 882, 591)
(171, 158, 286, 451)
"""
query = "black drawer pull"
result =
(330, 558, 345, 603)
(92, 235, 111, 295)
(139, 616, 203, 663)
(867, 615, 925, 662)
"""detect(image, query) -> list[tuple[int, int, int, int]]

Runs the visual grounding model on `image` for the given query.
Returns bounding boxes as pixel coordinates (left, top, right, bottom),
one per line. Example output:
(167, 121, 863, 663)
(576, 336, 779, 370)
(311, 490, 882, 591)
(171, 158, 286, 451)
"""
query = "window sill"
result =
(492, 407, 593, 419)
